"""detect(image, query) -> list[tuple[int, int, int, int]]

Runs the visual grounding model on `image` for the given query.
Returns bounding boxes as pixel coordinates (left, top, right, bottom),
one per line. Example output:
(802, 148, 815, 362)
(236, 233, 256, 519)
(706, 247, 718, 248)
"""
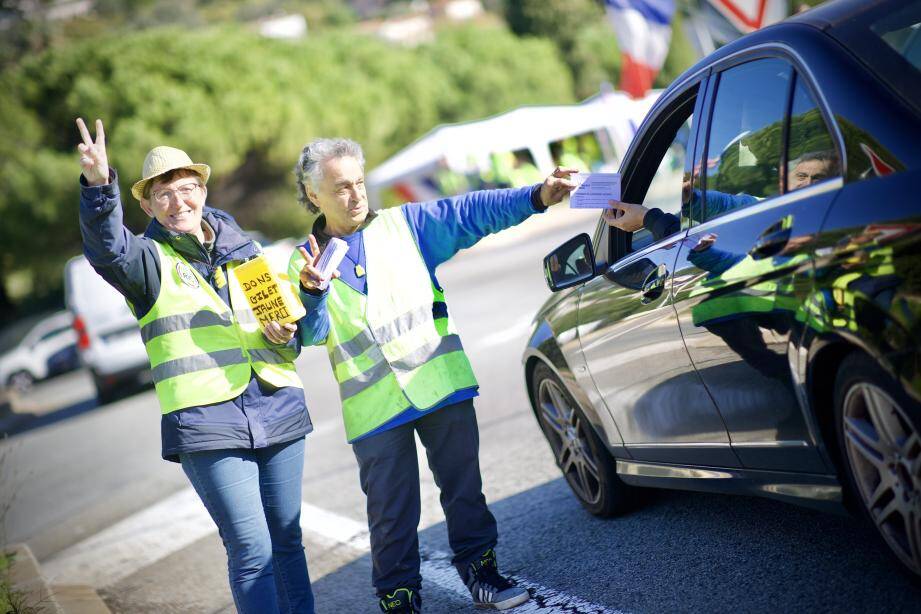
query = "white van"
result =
(63, 255, 150, 403)
(366, 89, 660, 208)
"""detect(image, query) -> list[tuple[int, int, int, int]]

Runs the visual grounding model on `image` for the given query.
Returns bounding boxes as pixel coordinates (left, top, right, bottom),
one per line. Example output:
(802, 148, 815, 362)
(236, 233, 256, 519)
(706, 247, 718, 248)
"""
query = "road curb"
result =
(50, 585, 112, 614)
(5, 543, 110, 614)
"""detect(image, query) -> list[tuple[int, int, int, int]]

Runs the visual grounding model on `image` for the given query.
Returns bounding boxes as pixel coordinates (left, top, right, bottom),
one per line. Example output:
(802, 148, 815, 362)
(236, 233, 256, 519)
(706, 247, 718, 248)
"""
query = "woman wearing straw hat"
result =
(75, 117, 317, 613)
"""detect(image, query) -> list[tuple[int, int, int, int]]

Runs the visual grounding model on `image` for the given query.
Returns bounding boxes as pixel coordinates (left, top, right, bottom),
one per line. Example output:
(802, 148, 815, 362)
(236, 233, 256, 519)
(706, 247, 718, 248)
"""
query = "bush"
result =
(0, 23, 573, 307)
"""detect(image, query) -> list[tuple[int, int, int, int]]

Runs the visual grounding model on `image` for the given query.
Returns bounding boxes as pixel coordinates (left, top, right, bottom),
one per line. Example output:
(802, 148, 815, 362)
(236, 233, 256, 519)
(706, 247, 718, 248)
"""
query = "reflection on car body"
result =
(526, 0, 921, 581)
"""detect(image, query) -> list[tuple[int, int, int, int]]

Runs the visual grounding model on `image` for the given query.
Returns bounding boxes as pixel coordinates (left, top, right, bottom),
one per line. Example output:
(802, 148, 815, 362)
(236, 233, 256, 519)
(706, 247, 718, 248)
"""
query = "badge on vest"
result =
(213, 266, 227, 289)
(176, 262, 200, 289)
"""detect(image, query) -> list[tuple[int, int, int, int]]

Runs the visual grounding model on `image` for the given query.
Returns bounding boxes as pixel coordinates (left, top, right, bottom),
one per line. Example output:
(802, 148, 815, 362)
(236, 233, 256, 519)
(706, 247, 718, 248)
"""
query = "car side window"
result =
(702, 58, 792, 221)
(39, 325, 71, 343)
(630, 115, 694, 252)
(786, 73, 841, 192)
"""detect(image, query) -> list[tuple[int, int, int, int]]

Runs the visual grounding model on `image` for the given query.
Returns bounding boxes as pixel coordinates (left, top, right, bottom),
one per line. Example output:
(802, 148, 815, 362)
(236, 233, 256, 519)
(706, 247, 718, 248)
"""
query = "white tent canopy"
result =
(366, 89, 660, 206)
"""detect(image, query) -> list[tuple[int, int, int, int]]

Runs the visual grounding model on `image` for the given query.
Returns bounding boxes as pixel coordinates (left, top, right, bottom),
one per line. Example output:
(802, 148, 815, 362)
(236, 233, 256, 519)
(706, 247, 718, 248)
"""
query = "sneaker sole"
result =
(475, 591, 531, 611)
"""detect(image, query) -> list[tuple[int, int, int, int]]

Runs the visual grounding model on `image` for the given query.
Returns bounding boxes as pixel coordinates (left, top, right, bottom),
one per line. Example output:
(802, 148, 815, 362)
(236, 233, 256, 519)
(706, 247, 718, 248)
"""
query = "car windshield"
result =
(0, 314, 46, 354)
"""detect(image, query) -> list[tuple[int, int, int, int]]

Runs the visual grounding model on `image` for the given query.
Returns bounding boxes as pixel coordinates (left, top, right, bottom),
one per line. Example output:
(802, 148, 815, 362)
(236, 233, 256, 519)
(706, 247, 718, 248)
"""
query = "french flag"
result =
(604, 0, 676, 99)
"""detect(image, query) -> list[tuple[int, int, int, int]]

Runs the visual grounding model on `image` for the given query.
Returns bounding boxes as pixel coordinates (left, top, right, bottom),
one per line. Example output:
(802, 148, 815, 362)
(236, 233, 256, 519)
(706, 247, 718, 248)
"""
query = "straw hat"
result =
(130, 146, 211, 201)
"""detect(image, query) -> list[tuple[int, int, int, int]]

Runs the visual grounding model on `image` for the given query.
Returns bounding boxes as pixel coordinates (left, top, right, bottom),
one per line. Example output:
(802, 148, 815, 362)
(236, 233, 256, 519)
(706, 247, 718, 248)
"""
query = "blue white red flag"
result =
(604, 0, 676, 98)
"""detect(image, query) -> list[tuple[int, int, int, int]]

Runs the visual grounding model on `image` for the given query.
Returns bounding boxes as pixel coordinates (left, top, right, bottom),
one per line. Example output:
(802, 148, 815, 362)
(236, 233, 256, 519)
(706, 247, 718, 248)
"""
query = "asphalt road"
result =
(2, 206, 920, 613)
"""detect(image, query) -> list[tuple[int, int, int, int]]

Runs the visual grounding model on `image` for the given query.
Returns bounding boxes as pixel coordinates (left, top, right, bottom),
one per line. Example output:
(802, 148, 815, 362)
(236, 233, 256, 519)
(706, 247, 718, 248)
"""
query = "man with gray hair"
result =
(289, 138, 577, 613)
(788, 150, 839, 191)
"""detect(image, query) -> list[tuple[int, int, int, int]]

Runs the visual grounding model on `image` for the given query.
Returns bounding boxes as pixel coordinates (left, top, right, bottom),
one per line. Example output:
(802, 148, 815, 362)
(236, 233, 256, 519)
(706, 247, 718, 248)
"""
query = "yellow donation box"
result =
(232, 254, 306, 328)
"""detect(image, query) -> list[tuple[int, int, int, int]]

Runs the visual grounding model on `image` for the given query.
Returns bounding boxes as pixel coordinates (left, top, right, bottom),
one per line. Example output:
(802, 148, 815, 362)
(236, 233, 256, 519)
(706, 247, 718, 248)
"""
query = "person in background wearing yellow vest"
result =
(508, 151, 543, 188)
(289, 138, 577, 613)
(75, 118, 316, 614)
(550, 140, 589, 174)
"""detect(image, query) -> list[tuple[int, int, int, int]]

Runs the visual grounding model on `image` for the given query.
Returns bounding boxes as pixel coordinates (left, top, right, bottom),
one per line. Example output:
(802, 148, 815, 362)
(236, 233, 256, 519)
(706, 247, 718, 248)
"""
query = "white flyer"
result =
(314, 237, 349, 291)
(569, 173, 621, 208)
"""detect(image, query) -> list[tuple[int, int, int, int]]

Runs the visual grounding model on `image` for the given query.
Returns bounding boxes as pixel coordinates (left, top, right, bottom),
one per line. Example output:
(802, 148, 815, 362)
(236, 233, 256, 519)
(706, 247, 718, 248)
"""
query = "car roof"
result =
(658, 0, 915, 109)
(653, 0, 921, 126)
(783, 0, 885, 30)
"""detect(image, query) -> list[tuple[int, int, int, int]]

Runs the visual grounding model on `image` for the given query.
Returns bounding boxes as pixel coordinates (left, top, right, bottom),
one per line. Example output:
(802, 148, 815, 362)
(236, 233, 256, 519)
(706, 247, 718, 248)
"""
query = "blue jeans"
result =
(180, 437, 314, 614)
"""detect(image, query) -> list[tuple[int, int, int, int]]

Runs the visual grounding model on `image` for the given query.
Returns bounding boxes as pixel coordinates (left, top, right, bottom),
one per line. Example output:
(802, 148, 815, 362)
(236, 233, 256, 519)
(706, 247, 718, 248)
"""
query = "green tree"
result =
(0, 0, 54, 68)
(503, 0, 613, 99)
(0, 22, 572, 316)
(654, 11, 698, 88)
(422, 24, 574, 122)
(503, 0, 701, 96)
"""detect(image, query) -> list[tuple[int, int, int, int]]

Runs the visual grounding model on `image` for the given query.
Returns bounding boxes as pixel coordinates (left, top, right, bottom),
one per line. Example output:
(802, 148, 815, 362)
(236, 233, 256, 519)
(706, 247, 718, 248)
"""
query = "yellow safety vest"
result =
(690, 253, 807, 326)
(138, 241, 302, 414)
(289, 208, 477, 441)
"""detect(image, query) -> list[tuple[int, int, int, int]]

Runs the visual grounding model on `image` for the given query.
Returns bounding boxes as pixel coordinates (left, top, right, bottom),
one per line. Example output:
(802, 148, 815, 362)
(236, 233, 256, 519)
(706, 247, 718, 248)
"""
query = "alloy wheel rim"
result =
(842, 382, 921, 575)
(10, 371, 33, 393)
(538, 378, 602, 505)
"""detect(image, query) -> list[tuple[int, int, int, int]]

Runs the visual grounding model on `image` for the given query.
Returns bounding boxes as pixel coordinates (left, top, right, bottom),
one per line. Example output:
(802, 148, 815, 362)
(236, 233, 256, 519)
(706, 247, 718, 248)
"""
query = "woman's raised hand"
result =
(76, 118, 109, 187)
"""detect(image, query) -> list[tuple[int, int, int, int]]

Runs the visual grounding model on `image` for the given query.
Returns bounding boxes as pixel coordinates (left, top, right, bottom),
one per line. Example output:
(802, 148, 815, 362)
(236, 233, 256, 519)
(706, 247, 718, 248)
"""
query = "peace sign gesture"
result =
(76, 117, 109, 187)
(298, 234, 339, 292)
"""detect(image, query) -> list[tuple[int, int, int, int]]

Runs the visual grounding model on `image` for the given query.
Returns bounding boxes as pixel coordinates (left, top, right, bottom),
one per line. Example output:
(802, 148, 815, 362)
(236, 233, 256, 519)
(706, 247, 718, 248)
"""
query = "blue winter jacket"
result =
(79, 170, 313, 462)
(297, 184, 546, 441)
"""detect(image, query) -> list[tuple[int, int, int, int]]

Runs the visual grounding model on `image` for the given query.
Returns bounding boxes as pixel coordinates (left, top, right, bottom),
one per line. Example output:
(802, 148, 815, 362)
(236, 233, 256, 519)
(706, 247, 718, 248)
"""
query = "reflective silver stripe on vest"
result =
(332, 304, 432, 367)
(331, 328, 378, 365)
(151, 348, 248, 382)
(371, 304, 431, 344)
(141, 310, 234, 344)
(338, 334, 464, 401)
(740, 287, 774, 297)
(249, 348, 296, 366)
(234, 308, 259, 326)
(391, 334, 463, 373)
(338, 358, 394, 401)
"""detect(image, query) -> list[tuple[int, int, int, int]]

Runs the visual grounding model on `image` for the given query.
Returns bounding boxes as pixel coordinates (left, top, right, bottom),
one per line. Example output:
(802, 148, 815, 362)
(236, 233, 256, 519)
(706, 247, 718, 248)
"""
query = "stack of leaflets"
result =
(314, 237, 349, 291)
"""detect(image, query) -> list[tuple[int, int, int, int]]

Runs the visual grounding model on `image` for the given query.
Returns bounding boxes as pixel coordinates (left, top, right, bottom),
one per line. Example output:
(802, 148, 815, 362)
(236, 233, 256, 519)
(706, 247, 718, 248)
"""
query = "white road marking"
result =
(45, 487, 623, 613)
(43, 487, 215, 586)
(301, 501, 624, 613)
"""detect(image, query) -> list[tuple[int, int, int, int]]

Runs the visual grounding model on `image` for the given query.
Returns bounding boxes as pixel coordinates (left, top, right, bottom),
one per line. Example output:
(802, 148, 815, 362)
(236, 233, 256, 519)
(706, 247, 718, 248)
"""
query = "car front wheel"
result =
(530, 362, 630, 517)
(8, 370, 34, 394)
(835, 352, 921, 580)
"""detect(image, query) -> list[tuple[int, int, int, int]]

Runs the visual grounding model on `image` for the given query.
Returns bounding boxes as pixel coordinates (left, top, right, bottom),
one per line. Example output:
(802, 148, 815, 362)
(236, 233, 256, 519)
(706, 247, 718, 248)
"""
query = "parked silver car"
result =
(0, 310, 78, 393)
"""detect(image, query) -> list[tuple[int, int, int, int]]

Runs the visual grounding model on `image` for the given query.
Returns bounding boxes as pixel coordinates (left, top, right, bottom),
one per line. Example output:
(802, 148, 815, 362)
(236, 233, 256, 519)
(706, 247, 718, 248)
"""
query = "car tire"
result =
(834, 352, 921, 580)
(91, 370, 122, 405)
(530, 362, 630, 517)
(8, 370, 34, 394)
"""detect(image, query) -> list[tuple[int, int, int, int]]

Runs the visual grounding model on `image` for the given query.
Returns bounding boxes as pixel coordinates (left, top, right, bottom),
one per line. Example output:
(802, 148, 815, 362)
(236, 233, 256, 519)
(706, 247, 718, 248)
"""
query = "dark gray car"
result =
(523, 0, 921, 581)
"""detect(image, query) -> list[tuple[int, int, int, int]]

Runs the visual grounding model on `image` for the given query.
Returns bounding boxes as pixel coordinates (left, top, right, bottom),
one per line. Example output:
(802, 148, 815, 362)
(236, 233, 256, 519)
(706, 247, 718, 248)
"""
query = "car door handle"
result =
(641, 264, 668, 303)
(749, 220, 792, 260)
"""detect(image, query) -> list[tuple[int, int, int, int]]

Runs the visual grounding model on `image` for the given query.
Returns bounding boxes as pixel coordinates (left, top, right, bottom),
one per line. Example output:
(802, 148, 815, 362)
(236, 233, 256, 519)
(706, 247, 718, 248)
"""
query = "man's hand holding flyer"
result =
(569, 173, 621, 208)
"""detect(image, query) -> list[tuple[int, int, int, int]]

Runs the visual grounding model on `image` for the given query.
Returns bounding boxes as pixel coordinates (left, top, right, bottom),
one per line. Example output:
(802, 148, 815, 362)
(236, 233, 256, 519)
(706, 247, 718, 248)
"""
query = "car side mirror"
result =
(544, 233, 595, 292)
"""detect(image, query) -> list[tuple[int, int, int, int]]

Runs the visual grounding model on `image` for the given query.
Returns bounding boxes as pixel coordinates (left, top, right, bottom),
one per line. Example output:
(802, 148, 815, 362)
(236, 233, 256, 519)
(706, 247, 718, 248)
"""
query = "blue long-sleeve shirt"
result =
(78, 170, 312, 462)
(643, 189, 759, 242)
(297, 185, 545, 440)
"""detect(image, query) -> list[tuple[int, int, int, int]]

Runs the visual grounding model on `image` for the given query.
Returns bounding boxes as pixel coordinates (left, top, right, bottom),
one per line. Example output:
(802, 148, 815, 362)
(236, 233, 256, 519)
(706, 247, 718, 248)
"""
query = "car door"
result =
(577, 77, 740, 468)
(672, 56, 843, 473)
